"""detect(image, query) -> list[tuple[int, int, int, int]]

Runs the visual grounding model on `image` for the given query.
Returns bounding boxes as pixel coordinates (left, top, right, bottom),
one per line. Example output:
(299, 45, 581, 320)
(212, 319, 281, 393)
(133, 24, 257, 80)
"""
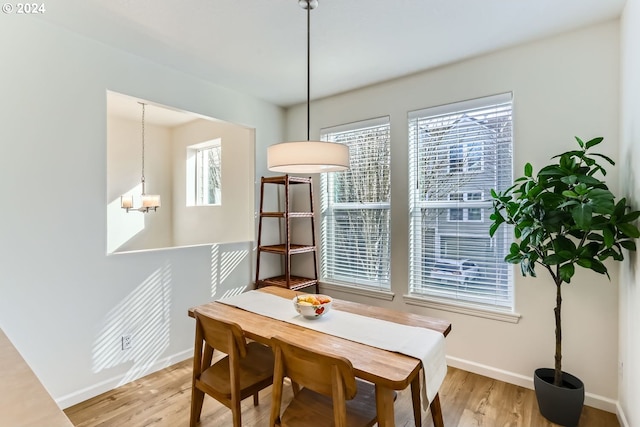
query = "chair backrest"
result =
(193, 310, 248, 358)
(271, 335, 358, 400)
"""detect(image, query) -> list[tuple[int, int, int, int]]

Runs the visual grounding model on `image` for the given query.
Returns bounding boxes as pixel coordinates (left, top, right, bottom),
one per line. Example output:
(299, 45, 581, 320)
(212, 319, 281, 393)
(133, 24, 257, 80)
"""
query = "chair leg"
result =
(429, 393, 444, 427)
(189, 387, 205, 427)
(232, 401, 242, 427)
(410, 375, 422, 427)
(253, 391, 259, 406)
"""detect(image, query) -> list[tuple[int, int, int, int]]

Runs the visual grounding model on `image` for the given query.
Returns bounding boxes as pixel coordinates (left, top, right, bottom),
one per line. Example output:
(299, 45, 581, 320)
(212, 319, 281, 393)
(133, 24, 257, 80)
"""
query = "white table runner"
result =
(218, 290, 447, 410)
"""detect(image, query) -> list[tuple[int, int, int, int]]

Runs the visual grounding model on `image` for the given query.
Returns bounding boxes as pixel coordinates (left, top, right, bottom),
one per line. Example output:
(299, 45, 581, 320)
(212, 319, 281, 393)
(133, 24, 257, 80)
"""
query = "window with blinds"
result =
(320, 117, 391, 289)
(408, 93, 514, 309)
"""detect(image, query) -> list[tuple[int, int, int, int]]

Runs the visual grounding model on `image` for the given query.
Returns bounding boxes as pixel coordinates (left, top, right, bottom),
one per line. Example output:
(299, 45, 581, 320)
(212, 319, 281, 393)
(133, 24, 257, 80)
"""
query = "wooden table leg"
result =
(410, 375, 422, 427)
(429, 393, 444, 427)
(375, 384, 396, 427)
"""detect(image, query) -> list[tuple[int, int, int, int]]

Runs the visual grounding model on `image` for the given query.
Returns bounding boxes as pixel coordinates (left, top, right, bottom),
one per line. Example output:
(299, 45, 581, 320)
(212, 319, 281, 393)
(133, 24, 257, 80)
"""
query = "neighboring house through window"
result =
(408, 93, 514, 309)
(448, 192, 484, 222)
(320, 117, 391, 290)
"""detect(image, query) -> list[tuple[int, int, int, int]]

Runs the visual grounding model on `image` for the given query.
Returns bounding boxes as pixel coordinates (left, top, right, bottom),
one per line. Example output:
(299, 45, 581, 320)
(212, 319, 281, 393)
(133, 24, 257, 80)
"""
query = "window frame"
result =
(320, 116, 391, 291)
(186, 138, 222, 207)
(408, 92, 514, 311)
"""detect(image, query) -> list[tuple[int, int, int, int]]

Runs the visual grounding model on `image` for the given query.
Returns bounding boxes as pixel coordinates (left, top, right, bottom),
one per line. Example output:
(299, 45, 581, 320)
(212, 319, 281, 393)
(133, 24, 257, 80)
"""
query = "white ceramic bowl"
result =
(293, 294, 332, 319)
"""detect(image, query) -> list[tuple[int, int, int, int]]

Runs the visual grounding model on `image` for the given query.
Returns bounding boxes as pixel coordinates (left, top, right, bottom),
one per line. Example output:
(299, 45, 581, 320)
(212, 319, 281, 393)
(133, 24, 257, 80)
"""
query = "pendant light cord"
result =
(306, 0, 311, 141)
(140, 102, 146, 194)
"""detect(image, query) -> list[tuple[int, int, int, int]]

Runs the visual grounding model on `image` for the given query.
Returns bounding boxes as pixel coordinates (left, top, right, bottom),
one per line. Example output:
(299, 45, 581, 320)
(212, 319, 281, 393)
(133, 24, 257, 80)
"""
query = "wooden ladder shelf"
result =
(255, 175, 319, 292)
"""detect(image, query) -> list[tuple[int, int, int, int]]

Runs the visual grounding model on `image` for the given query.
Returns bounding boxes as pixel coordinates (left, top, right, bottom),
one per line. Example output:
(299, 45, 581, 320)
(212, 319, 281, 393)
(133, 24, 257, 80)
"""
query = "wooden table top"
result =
(0, 328, 74, 427)
(189, 286, 451, 390)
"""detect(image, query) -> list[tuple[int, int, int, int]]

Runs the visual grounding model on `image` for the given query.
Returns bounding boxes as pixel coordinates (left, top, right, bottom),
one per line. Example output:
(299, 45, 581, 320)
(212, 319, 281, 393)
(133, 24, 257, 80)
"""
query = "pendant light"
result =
(121, 102, 161, 213)
(267, 0, 349, 173)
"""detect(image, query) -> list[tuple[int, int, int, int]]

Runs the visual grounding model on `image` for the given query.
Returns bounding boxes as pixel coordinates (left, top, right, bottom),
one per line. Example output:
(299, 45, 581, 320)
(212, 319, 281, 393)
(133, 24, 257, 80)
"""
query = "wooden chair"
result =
(269, 335, 386, 427)
(190, 310, 275, 427)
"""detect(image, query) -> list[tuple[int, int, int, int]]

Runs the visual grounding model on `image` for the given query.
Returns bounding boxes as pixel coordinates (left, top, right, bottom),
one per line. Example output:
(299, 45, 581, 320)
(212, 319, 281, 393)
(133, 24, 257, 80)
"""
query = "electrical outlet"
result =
(121, 334, 132, 350)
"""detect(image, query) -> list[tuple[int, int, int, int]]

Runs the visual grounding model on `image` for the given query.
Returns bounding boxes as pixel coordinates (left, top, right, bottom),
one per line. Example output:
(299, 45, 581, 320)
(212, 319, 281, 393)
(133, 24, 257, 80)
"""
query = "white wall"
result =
(171, 118, 254, 247)
(619, 0, 640, 425)
(0, 17, 282, 407)
(107, 115, 174, 252)
(287, 21, 621, 411)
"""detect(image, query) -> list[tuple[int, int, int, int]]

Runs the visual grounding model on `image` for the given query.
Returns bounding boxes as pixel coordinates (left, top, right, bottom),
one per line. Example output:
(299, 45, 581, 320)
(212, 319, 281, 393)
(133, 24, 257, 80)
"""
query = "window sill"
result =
(402, 294, 521, 323)
(319, 281, 395, 301)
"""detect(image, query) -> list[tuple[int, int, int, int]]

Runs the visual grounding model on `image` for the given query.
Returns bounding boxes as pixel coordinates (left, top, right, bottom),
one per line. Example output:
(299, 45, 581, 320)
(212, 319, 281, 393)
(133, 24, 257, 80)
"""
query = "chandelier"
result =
(120, 102, 161, 213)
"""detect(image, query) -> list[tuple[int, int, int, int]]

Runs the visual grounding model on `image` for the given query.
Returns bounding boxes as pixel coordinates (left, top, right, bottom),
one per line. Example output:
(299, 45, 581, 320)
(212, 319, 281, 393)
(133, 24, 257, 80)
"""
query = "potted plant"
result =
(490, 136, 640, 426)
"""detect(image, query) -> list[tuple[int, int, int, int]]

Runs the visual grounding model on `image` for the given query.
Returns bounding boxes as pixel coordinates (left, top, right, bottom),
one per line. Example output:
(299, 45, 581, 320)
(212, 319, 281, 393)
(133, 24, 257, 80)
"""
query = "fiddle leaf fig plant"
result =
(490, 136, 640, 387)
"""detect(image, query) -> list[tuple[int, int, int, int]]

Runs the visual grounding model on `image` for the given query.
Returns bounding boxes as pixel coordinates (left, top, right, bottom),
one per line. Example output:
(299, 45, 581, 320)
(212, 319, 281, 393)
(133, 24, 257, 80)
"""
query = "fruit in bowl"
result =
(293, 294, 332, 319)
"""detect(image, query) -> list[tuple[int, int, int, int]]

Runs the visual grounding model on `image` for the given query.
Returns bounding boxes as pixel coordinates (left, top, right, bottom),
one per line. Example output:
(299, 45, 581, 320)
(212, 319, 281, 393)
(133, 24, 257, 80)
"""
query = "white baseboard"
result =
(446, 356, 619, 414)
(616, 402, 630, 427)
(55, 349, 193, 409)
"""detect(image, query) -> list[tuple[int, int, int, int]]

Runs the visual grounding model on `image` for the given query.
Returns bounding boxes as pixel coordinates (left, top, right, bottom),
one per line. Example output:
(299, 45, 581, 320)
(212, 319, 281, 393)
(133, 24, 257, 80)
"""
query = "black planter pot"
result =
(534, 368, 585, 427)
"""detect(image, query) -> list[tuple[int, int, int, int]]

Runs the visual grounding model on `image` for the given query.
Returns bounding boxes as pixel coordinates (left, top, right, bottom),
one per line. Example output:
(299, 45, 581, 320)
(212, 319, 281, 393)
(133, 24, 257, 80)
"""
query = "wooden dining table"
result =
(188, 286, 452, 427)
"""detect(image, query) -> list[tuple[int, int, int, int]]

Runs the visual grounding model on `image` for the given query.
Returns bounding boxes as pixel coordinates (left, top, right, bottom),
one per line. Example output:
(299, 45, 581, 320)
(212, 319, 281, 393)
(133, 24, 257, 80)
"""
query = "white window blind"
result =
(320, 117, 391, 289)
(408, 93, 514, 309)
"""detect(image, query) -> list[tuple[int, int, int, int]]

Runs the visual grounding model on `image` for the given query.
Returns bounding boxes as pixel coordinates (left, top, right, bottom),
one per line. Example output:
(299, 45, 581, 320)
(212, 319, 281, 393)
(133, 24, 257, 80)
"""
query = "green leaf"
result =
(489, 222, 500, 237)
(538, 166, 565, 177)
(559, 263, 575, 283)
(603, 226, 614, 248)
(618, 223, 640, 238)
(524, 163, 533, 177)
(613, 198, 627, 217)
(591, 152, 615, 166)
(577, 258, 592, 268)
(590, 201, 615, 216)
(505, 253, 522, 264)
(579, 242, 602, 258)
(572, 204, 592, 229)
(589, 259, 609, 277)
(574, 183, 589, 196)
(557, 200, 579, 210)
(560, 175, 578, 185)
(575, 136, 585, 148)
(554, 235, 576, 252)
(621, 210, 640, 223)
(556, 251, 573, 261)
(543, 254, 562, 265)
(620, 240, 637, 251)
(575, 174, 604, 186)
(588, 188, 614, 201)
(584, 136, 603, 149)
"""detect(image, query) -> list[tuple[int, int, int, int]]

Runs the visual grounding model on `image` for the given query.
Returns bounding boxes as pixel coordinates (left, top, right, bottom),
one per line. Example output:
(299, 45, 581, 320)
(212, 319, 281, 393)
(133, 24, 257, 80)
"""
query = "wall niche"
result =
(106, 91, 255, 254)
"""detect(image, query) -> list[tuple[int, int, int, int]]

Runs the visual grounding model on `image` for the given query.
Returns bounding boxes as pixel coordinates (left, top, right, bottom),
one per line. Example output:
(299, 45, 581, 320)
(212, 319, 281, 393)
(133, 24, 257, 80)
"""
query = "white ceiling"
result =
(41, 0, 625, 110)
(107, 91, 204, 128)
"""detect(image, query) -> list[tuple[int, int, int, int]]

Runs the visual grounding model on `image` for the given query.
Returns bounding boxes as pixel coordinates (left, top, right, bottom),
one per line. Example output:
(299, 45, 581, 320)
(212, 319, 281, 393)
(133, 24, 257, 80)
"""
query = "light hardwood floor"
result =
(64, 359, 619, 427)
